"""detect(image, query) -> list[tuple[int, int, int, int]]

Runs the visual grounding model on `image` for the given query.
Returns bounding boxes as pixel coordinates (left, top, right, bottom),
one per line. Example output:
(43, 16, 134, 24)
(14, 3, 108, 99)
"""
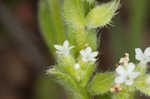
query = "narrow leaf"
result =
(86, 0, 120, 28)
(39, 0, 66, 53)
(48, 67, 78, 92)
(87, 72, 115, 95)
(64, 0, 86, 29)
(57, 56, 78, 81)
(80, 63, 95, 87)
(86, 29, 97, 51)
(49, 67, 89, 99)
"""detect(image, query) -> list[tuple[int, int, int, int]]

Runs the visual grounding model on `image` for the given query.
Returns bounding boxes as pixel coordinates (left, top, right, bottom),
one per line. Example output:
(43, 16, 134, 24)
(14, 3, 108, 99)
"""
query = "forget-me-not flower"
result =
(115, 63, 140, 86)
(80, 47, 98, 62)
(135, 47, 150, 64)
(54, 40, 74, 56)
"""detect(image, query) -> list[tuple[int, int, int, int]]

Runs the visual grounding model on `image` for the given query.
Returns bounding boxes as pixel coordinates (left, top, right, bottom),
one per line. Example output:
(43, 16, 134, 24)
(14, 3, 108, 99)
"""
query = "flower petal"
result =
(125, 80, 133, 86)
(127, 63, 135, 73)
(91, 52, 98, 57)
(116, 66, 125, 75)
(63, 40, 69, 48)
(69, 46, 74, 50)
(115, 76, 125, 84)
(80, 50, 86, 56)
(130, 72, 140, 79)
(74, 64, 80, 69)
(91, 58, 96, 62)
(135, 48, 144, 61)
(80, 47, 98, 62)
(54, 45, 63, 50)
(82, 57, 88, 62)
(144, 47, 150, 57)
(146, 77, 150, 84)
(86, 47, 92, 53)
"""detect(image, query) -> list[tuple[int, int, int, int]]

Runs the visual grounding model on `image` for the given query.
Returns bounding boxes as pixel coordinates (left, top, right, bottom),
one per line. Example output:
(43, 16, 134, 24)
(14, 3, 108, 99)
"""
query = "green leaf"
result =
(80, 63, 95, 87)
(87, 72, 115, 95)
(64, 0, 97, 52)
(86, 0, 120, 28)
(67, 26, 78, 56)
(64, 0, 87, 51)
(67, 28, 97, 56)
(49, 67, 90, 99)
(67, 26, 87, 54)
(64, 0, 86, 29)
(49, 68, 78, 93)
(86, 29, 97, 51)
(57, 55, 78, 79)
(135, 75, 150, 96)
(112, 90, 134, 99)
(39, 0, 66, 53)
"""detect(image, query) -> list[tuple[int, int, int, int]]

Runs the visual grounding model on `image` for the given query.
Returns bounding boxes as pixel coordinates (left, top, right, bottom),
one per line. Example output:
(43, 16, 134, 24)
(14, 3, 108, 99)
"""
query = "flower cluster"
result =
(54, 41, 150, 96)
(54, 40, 98, 69)
(115, 62, 140, 86)
(115, 47, 150, 86)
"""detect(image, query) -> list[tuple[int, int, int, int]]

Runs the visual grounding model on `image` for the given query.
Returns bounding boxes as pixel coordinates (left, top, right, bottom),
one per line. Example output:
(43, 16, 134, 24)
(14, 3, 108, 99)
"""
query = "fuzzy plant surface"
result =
(39, 0, 150, 99)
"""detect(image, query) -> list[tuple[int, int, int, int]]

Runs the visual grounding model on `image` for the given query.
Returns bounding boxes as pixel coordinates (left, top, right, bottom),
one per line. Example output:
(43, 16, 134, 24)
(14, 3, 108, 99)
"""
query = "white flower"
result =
(115, 63, 140, 86)
(54, 40, 74, 56)
(135, 47, 150, 64)
(80, 47, 98, 62)
(74, 64, 80, 70)
(146, 77, 150, 84)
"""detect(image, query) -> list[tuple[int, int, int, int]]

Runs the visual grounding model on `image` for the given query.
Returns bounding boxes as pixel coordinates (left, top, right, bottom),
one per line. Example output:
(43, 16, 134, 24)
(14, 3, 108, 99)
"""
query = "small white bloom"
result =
(74, 64, 80, 70)
(135, 47, 150, 64)
(80, 47, 98, 62)
(115, 63, 140, 86)
(146, 77, 150, 84)
(54, 40, 74, 56)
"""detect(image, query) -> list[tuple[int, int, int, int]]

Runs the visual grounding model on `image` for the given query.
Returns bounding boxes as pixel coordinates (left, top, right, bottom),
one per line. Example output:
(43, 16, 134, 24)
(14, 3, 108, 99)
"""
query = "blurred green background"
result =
(0, 0, 150, 99)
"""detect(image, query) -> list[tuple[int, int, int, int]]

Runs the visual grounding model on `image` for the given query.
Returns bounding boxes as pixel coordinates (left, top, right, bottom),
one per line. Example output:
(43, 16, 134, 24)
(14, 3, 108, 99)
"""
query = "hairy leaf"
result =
(64, 0, 86, 29)
(49, 67, 89, 99)
(86, 0, 120, 28)
(86, 29, 97, 51)
(80, 63, 95, 87)
(87, 72, 115, 95)
(57, 55, 78, 80)
(39, 0, 66, 54)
